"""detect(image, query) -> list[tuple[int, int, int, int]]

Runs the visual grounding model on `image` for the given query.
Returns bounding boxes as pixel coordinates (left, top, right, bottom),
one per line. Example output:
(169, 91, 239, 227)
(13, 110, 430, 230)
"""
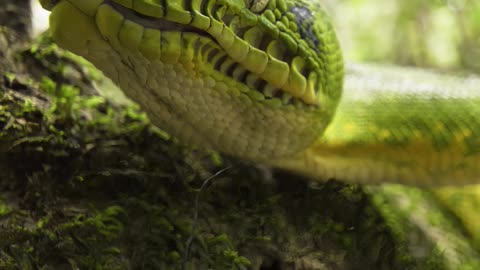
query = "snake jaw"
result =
(202, 0, 341, 108)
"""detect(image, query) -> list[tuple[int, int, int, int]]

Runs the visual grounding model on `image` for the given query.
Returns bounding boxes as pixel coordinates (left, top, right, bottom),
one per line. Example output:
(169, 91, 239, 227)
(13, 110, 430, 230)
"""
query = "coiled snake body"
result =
(40, 0, 480, 186)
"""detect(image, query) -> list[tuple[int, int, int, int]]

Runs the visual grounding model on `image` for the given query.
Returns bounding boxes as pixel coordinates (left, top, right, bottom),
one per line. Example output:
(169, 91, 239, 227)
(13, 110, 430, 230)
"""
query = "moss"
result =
(368, 185, 480, 270)
(29, 34, 103, 81)
(0, 72, 253, 268)
(434, 186, 480, 251)
(0, 82, 397, 268)
(0, 199, 10, 217)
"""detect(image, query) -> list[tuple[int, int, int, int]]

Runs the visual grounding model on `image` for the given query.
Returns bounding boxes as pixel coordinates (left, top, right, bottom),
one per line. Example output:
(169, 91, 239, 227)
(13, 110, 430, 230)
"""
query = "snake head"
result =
(42, 0, 343, 161)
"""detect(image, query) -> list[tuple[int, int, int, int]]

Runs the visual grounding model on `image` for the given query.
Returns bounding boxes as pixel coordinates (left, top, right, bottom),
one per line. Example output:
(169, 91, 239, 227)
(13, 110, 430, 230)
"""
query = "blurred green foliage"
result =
(326, 0, 480, 72)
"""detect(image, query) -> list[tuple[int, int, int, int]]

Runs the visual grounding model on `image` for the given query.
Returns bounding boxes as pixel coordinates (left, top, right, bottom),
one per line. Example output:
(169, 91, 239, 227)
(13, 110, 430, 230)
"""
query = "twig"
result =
(182, 165, 232, 270)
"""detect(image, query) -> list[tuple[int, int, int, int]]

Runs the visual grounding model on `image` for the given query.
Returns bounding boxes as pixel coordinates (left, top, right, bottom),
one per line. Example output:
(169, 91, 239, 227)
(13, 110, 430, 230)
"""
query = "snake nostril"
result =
(39, 0, 61, 11)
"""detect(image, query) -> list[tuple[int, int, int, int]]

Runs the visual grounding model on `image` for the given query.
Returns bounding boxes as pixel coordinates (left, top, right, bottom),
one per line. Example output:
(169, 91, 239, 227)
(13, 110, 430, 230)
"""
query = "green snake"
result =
(39, 0, 480, 186)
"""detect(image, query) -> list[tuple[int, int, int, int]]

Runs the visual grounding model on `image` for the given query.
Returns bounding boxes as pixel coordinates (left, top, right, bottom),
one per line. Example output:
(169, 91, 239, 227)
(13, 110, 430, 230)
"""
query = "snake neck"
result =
(275, 64, 480, 186)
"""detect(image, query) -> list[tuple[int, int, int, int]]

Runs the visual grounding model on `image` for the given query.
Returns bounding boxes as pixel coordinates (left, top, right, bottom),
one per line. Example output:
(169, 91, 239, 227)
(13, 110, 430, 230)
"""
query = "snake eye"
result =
(246, 0, 270, 13)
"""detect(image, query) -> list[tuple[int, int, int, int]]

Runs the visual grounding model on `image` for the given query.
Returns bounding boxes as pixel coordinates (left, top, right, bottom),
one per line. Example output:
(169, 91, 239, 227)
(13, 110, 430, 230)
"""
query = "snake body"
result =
(40, 0, 480, 186)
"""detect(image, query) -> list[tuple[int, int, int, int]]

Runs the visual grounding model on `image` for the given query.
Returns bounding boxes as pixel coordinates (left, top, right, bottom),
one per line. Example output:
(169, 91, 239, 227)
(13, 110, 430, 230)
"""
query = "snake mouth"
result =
(107, 1, 325, 107)
(103, 1, 304, 105)
(47, 0, 342, 108)
(106, 1, 209, 39)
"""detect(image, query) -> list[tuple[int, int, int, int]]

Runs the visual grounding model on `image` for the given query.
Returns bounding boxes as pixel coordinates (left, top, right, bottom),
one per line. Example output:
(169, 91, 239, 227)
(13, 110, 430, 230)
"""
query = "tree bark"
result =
(0, 0, 31, 42)
(1, 3, 479, 270)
